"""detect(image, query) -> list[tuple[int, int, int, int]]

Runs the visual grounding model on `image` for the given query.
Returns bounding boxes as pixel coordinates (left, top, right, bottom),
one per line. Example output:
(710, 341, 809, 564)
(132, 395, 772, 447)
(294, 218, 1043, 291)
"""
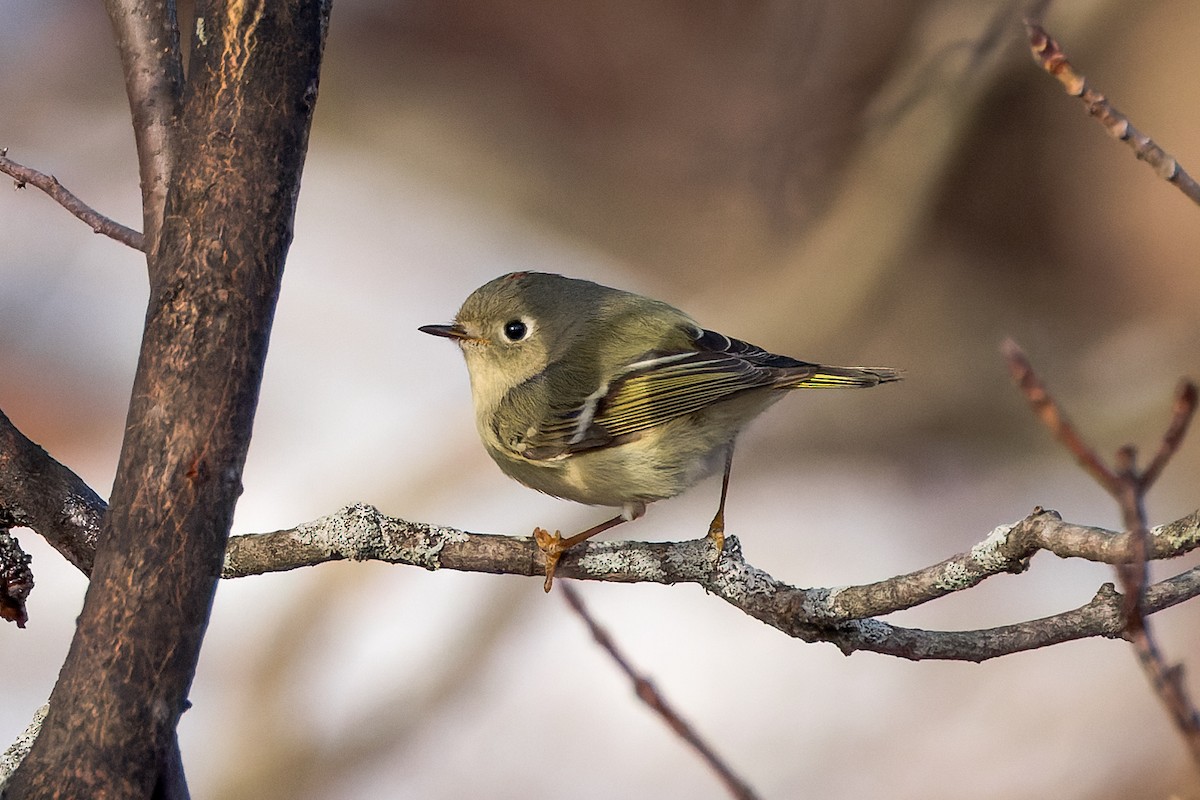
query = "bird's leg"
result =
(705, 446, 735, 563)
(534, 503, 645, 593)
(534, 517, 623, 593)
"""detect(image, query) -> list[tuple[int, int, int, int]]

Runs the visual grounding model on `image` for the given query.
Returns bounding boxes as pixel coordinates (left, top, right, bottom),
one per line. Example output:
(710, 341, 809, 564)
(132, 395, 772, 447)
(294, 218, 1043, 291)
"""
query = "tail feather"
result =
(782, 365, 902, 389)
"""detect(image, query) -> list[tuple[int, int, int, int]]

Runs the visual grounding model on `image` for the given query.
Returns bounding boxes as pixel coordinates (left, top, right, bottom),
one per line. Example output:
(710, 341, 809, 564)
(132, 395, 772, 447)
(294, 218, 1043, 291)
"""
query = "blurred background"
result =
(3, 1, 1200, 797)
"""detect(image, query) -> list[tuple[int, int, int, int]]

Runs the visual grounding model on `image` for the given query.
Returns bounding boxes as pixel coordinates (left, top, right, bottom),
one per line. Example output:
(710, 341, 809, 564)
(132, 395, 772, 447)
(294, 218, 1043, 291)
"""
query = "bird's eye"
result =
(502, 319, 529, 341)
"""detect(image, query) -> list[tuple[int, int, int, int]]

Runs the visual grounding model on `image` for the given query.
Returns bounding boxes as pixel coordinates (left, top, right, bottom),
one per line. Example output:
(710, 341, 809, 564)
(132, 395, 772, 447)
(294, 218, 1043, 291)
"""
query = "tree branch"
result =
(1024, 13, 1200, 207)
(4, 395, 1200, 664)
(1002, 338, 1120, 493)
(104, 0, 184, 255)
(1004, 336, 1200, 764)
(561, 584, 759, 800)
(1141, 381, 1198, 490)
(0, 0, 187, 258)
(0, 407, 105, 574)
(1018, 5, 1200, 759)
(0, 706, 47, 790)
(3, 395, 1199, 690)
(218, 502, 1200, 660)
(0, 149, 146, 251)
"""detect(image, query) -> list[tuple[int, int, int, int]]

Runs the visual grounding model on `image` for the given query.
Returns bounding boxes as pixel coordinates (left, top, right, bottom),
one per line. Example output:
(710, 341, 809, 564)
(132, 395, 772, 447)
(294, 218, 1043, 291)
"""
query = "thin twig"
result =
(1118, 472, 1200, 756)
(1023, 16, 1200, 207)
(561, 583, 759, 800)
(0, 149, 146, 251)
(1001, 338, 1120, 494)
(1113, 444, 1150, 630)
(1140, 381, 1198, 490)
(1117, 396, 1200, 758)
(1003, 337, 1200, 765)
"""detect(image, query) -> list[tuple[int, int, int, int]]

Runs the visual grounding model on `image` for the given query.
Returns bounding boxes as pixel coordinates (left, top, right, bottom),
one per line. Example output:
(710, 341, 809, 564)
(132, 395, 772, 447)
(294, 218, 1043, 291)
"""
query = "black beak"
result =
(419, 323, 468, 340)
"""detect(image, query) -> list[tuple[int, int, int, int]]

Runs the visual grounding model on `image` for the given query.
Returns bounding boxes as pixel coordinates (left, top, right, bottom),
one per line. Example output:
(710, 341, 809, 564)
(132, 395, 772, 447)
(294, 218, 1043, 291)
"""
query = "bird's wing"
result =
(519, 328, 815, 460)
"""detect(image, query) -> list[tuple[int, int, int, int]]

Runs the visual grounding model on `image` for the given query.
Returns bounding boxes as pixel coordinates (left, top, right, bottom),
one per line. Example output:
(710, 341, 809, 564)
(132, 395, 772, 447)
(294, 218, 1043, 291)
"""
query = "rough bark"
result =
(4, 1, 330, 796)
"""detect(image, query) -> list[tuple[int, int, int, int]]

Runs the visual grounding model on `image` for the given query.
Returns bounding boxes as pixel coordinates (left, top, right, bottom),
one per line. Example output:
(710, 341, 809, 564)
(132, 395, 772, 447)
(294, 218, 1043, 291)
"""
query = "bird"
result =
(420, 271, 900, 591)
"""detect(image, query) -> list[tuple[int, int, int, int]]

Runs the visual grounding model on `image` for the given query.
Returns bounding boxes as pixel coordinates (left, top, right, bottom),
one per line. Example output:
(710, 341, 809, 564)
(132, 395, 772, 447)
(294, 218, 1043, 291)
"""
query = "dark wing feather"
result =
(520, 328, 821, 459)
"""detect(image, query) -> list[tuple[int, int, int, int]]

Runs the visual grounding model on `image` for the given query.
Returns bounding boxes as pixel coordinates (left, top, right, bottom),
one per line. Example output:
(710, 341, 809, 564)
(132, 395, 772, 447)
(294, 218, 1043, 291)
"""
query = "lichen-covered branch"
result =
(0, 705, 47, 790)
(221, 502, 1200, 660)
(5, 394, 1200, 665)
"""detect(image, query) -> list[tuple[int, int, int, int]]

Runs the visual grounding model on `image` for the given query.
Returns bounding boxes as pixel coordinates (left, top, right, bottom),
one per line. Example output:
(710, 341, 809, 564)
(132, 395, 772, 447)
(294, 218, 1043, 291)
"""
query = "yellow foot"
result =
(705, 518, 725, 567)
(533, 527, 564, 593)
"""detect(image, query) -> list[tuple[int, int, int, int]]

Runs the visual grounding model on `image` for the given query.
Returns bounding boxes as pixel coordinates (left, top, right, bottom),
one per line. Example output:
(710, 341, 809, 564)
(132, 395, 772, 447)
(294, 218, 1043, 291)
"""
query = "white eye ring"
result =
(501, 318, 533, 342)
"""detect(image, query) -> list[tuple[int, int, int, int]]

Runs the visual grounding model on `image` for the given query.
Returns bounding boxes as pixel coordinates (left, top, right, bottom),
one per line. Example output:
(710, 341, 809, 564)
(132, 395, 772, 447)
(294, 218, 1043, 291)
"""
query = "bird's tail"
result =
(781, 364, 902, 389)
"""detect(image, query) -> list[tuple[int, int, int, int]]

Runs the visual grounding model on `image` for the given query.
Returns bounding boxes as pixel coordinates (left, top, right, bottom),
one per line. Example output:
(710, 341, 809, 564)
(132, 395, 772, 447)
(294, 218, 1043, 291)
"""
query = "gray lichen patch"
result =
(969, 522, 1016, 573)
(293, 503, 383, 560)
(662, 537, 719, 578)
(800, 586, 845, 621)
(293, 503, 468, 570)
(577, 541, 667, 583)
(850, 617, 893, 646)
(714, 547, 778, 602)
(1153, 510, 1200, 554)
(934, 560, 977, 593)
(379, 518, 469, 571)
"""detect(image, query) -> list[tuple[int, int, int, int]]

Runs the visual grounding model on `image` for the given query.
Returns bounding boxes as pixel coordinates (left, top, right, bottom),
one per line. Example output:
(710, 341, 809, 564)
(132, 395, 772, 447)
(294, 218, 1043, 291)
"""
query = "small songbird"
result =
(420, 272, 900, 590)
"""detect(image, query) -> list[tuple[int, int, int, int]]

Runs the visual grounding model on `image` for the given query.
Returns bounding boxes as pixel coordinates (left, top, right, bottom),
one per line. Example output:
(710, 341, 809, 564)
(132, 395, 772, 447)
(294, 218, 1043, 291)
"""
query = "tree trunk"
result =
(5, 1, 331, 796)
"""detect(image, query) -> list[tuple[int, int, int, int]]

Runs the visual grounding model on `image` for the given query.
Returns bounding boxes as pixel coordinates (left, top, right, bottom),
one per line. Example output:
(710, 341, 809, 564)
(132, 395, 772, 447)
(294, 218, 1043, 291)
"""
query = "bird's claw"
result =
(534, 527, 564, 592)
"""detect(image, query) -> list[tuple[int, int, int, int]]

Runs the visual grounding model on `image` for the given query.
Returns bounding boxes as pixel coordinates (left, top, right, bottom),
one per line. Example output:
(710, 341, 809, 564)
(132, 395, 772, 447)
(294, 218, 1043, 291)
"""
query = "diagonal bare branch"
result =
(0, 150, 146, 251)
(1002, 338, 1120, 493)
(1024, 14, 1200, 207)
(1141, 381, 1198, 490)
(562, 584, 759, 800)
